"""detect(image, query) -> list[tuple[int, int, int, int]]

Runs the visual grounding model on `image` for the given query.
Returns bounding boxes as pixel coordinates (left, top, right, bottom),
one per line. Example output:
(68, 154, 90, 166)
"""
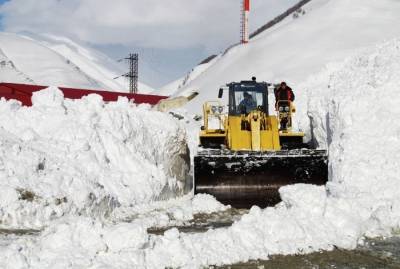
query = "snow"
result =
(143, 38, 400, 268)
(0, 87, 190, 229)
(159, 55, 219, 96)
(1, 37, 399, 268)
(192, 194, 230, 214)
(171, 0, 400, 114)
(32, 34, 154, 93)
(0, 32, 153, 93)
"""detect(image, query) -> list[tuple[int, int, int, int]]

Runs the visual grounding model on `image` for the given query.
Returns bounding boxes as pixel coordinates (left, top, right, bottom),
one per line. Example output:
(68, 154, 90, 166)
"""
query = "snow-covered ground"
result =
(0, 33, 153, 93)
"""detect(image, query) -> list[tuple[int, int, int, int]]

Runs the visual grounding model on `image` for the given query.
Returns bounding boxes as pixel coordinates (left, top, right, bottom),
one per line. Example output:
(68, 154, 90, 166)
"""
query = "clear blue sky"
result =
(0, 0, 6, 30)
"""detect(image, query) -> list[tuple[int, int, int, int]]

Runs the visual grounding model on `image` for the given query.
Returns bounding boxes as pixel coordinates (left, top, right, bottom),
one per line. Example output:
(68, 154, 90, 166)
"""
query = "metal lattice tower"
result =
(125, 53, 139, 93)
(241, 0, 250, 44)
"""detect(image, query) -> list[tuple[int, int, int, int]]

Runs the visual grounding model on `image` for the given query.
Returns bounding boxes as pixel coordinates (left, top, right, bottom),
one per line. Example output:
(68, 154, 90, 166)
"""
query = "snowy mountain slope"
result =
(159, 0, 312, 96)
(0, 33, 153, 92)
(159, 55, 220, 96)
(174, 0, 400, 114)
(31, 34, 154, 93)
(0, 47, 33, 83)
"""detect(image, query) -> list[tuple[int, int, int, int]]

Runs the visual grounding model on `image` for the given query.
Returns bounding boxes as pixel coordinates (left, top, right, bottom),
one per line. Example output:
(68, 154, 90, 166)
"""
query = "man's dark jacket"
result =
(275, 86, 295, 102)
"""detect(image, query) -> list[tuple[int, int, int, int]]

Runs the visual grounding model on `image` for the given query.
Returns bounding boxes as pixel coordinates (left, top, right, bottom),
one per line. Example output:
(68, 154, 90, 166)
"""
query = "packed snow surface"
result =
(0, 37, 399, 269)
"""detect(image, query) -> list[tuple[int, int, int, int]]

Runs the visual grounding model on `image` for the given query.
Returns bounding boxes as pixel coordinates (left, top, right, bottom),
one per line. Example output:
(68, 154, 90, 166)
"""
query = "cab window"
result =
(229, 83, 268, 115)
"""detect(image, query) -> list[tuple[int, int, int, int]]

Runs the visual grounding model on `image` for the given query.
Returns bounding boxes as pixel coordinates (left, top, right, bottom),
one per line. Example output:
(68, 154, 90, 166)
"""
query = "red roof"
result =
(0, 83, 168, 106)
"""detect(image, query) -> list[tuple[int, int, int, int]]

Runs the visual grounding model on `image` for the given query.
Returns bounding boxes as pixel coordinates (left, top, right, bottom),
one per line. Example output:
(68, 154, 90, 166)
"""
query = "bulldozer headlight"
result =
(211, 106, 218, 114)
(279, 107, 284, 112)
(218, 106, 224, 113)
(285, 106, 290, 112)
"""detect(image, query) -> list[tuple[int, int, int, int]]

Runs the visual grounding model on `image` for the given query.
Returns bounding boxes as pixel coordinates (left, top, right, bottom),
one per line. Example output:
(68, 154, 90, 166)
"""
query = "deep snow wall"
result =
(0, 88, 190, 228)
(305, 38, 400, 211)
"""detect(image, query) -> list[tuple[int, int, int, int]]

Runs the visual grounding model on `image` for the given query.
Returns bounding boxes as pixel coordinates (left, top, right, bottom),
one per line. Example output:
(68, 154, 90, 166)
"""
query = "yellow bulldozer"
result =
(194, 78, 328, 208)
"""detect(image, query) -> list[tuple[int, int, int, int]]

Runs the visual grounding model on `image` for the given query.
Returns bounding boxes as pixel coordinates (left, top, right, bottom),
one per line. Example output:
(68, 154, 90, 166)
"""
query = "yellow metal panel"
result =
(269, 116, 281, 150)
(202, 113, 286, 152)
(227, 115, 282, 151)
(229, 116, 252, 150)
(250, 116, 261, 151)
(260, 130, 272, 150)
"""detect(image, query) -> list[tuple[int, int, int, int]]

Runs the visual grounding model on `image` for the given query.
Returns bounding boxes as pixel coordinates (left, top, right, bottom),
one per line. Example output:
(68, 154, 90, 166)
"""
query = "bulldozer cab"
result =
(227, 81, 269, 115)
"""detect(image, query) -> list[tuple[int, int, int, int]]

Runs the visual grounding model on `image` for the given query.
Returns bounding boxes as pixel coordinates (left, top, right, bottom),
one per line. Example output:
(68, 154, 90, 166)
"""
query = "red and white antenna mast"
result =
(241, 0, 250, 44)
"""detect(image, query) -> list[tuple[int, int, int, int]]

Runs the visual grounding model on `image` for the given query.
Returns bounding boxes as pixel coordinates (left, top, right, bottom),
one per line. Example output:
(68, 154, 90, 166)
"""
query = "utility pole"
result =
(241, 0, 250, 44)
(124, 53, 139, 94)
(115, 53, 139, 93)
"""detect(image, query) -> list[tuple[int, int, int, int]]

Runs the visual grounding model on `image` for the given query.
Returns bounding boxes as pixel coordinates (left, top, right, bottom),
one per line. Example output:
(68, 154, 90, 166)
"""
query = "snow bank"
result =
(0, 87, 190, 228)
(306, 38, 400, 233)
(192, 194, 231, 214)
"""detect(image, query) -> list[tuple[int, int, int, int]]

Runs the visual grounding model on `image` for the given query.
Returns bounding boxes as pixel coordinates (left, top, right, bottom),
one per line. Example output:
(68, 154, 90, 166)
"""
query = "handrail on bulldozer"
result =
(276, 100, 296, 132)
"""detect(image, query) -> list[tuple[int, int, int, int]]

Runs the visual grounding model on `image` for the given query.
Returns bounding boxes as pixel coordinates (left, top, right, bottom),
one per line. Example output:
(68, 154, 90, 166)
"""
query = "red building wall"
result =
(0, 83, 167, 106)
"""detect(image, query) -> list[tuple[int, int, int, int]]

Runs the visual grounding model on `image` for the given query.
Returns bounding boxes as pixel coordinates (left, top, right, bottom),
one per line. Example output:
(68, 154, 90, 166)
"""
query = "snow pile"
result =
(306, 38, 400, 232)
(0, 87, 189, 228)
(192, 194, 231, 214)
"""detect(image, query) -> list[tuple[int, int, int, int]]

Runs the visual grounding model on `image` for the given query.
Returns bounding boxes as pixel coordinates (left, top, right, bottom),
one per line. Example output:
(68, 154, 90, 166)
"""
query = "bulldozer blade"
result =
(194, 149, 328, 209)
